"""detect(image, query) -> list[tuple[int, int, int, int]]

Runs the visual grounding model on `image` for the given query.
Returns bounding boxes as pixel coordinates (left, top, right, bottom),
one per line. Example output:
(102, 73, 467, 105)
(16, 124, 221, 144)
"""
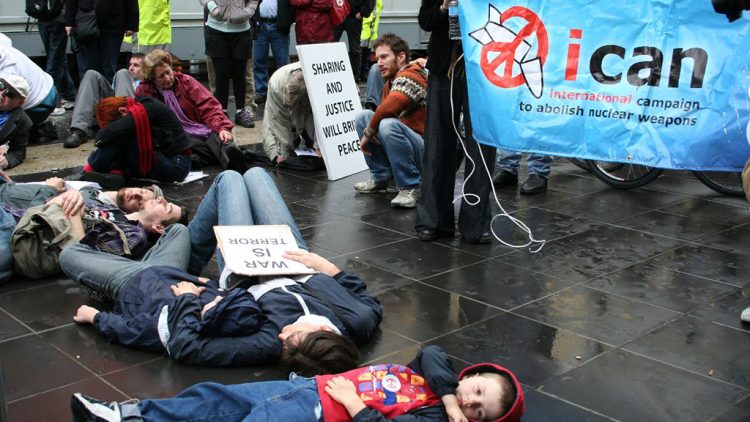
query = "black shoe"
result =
(254, 94, 266, 104)
(492, 170, 518, 187)
(520, 174, 548, 194)
(80, 171, 126, 190)
(416, 227, 453, 242)
(461, 232, 493, 244)
(70, 393, 121, 422)
(235, 109, 255, 128)
(225, 145, 249, 174)
(64, 128, 88, 149)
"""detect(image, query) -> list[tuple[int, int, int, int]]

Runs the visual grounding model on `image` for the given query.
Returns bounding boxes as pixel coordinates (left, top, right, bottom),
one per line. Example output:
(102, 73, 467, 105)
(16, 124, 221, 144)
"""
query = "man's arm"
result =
(3, 110, 31, 169)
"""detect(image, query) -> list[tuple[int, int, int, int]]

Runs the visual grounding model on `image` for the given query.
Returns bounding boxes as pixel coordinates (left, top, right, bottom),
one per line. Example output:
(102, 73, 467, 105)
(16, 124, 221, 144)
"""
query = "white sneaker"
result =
(354, 179, 388, 193)
(51, 107, 66, 116)
(741, 306, 750, 323)
(71, 393, 121, 422)
(391, 188, 420, 208)
(61, 99, 75, 110)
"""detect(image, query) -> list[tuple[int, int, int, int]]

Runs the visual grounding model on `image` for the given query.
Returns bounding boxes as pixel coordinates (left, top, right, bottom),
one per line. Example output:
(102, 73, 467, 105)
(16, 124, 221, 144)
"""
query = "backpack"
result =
(11, 204, 78, 279)
(25, 0, 65, 20)
(330, 0, 351, 27)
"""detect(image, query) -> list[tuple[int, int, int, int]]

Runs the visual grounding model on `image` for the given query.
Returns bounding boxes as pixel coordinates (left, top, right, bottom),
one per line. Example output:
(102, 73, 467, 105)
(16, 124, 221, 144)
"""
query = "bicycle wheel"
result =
(567, 158, 590, 171)
(586, 160, 663, 189)
(567, 158, 624, 172)
(692, 171, 745, 197)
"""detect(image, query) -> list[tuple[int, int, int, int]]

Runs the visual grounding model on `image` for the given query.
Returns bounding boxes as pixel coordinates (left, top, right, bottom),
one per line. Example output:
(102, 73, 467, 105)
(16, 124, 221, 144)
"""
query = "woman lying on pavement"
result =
(71, 168, 383, 368)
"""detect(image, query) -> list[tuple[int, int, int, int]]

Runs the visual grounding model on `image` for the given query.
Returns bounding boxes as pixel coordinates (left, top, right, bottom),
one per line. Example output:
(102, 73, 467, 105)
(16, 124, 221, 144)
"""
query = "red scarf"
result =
(126, 98, 157, 176)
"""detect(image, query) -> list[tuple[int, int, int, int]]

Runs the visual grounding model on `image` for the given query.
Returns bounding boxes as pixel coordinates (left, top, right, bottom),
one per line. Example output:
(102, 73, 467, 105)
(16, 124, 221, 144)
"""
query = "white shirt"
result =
(0, 43, 54, 109)
(259, 0, 278, 18)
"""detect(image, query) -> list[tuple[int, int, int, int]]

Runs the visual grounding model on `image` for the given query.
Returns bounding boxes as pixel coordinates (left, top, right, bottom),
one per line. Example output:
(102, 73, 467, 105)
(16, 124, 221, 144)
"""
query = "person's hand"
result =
(325, 377, 365, 415)
(441, 0, 451, 11)
(47, 189, 84, 217)
(196, 277, 210, 284)
(359, 133, 379, 157)
(65, 26, 74, 36)
(219, 130, 233, 144)
(442, 395, 468, 422)
(171, 281, 206, 296)
(274, 155, 287, 165)
(45, 177, 67, 192)
(314, 148, 321, 157)
(124, 30, 135, 37)
(283, 250, 340, 276)
(0, 168, 11, 183)
(355, 12, 362, 19)
(73, 305, 99, 324)
(410, 57, 427, 68)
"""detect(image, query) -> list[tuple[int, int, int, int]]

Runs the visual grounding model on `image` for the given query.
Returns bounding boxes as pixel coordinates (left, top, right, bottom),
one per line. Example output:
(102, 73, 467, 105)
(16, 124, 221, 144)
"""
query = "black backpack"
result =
(26, 0, 64, 20)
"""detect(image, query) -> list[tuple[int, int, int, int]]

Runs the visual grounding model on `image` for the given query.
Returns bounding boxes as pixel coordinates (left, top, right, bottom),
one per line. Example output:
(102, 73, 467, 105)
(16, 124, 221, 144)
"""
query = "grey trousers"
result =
(71, 69, 135, 132)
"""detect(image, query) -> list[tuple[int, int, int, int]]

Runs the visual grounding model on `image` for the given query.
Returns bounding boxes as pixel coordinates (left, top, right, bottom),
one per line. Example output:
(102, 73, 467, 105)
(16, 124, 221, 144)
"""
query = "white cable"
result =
(448, 53, 545, 253)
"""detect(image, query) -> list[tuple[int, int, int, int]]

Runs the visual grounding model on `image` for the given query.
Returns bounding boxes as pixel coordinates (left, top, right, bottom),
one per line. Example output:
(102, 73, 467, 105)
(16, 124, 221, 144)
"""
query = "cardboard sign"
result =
(297, 42, 369, 180)
(213, 225, 316, 276)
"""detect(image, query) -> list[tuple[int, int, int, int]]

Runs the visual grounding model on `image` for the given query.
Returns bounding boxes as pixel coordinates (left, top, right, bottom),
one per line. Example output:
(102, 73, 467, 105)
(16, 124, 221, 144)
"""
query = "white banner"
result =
(297, 42, 369, 180)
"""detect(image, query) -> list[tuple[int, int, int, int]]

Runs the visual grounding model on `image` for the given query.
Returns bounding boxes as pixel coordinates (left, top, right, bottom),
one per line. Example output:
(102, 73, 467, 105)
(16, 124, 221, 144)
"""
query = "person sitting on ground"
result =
(64, 53, 146, 148)
(71, 345, 526, 422)
(67, 168, 382, 367)
(79, 96, 193, 188)
(353, 33, 428, 209)
(0, 75, 32, 170)
(262, 62, 317, 164)
(136, 49, 248, 173)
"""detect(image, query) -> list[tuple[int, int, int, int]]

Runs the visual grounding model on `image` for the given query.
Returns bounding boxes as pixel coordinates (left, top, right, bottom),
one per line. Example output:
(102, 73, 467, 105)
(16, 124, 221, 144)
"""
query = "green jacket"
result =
(360, 0, 382, 45)
(137, 0, 171, 46)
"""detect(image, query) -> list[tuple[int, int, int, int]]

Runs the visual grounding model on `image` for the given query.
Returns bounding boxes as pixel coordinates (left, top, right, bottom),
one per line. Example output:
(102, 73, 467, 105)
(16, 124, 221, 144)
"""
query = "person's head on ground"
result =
(373, 33, 410, 80)
(129, 53, 146, 80)
(115, 186, 161, 213)
(0, 75, 29, 111)
(456, 363, 525, 422)
(284, 68, 311, 116)
(142, 49, 177, 90)
(280, 330, 360, 376)
(135, 196, 185, 234)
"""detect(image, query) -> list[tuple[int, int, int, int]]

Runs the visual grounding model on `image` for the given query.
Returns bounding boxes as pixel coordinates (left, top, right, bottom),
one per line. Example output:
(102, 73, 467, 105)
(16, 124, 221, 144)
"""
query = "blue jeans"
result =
(365, 65, 384, 108)
(76, 31, 123, 82)
(253, 22, 291, 98)
(129, 377, 321, 421)
(38, 20, 76, 101)
(0, 208, 16, 284)
(59, 224, 191, 300)
(496, 149, 553, 177)
(355, 110, 424, 188)
(188, 168, 308, 273)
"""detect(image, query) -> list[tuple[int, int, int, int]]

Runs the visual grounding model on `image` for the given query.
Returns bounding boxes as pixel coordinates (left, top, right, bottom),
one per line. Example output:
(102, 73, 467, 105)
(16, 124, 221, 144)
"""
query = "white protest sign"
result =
(297, 42, 369, 180)
(213, 225, 316, 276)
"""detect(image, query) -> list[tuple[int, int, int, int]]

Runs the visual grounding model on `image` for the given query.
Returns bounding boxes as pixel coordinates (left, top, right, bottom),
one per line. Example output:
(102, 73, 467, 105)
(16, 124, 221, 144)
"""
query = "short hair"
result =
(477, 372, 515, 419)
(131, 52, 145, 61)
(372, 33, 410, 61)
(95, 96, 129, 129)
(279, 331, 360, 376)
(285, 69, 310, 115)
(142, 49, 177, 81)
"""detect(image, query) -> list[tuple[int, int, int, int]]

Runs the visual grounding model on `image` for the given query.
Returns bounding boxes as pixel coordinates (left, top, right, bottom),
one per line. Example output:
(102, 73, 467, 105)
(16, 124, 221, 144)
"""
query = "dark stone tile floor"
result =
(1, 159, 750, 421)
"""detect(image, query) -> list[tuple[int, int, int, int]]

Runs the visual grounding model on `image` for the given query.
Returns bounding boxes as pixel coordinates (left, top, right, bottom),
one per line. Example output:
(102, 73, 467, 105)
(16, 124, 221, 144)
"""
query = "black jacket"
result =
(419, 0, 459, 78)
(0, 108, 31, 170)
(64, 0, 138, 34)
(348, 0, 375, 18)
(164, 269, 383, 366)
(95, 97, 192, 157)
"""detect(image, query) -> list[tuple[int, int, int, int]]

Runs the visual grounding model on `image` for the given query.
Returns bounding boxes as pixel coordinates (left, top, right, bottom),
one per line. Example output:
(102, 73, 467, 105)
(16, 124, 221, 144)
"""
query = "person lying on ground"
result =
(71, 345, 526, 422)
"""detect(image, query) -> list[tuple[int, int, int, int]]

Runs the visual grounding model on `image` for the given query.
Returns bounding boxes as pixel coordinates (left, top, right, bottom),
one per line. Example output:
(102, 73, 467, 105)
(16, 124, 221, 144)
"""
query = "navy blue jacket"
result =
(164, 269, 383, 366)
(92, 266, 263, 352)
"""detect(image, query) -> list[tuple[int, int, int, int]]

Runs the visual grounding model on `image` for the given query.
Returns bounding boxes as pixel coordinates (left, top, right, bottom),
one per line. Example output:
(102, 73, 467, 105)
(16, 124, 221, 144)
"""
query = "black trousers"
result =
(188, 133, 233, 169)
(415, 66, 496, 240)
(334, 16, 364, 81)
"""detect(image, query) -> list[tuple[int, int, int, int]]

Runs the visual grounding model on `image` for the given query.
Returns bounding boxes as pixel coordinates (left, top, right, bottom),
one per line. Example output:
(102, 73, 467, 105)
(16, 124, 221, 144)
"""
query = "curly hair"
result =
(95, 96, 129, 129)
(372, 33, 411, 61)
(142, 49, 180, 81)
(279, 331, 360, 376)
(284, 69, 311, 115)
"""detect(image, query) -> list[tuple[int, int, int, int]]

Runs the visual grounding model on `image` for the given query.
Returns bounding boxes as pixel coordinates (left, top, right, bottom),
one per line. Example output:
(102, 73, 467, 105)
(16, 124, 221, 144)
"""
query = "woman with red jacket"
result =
(135, 49, 248, 173)
(289, 0, 334, 44)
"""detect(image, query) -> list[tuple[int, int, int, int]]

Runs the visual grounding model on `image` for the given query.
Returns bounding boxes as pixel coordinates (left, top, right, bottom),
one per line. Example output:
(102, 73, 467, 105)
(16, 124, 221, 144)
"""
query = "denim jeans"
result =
(496, 149, 553, 177)
(59, 224, 191, 300)
(76, 32, 123, 82)
(188, 168, 308, 273)
(253, 22, 291, 98)
(38, 20, 76, 101)
(355, 110, 424, 188)
(130, 377, 321, 421)
(365, 65, 384, 108)
(0, 208, 16, 284)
